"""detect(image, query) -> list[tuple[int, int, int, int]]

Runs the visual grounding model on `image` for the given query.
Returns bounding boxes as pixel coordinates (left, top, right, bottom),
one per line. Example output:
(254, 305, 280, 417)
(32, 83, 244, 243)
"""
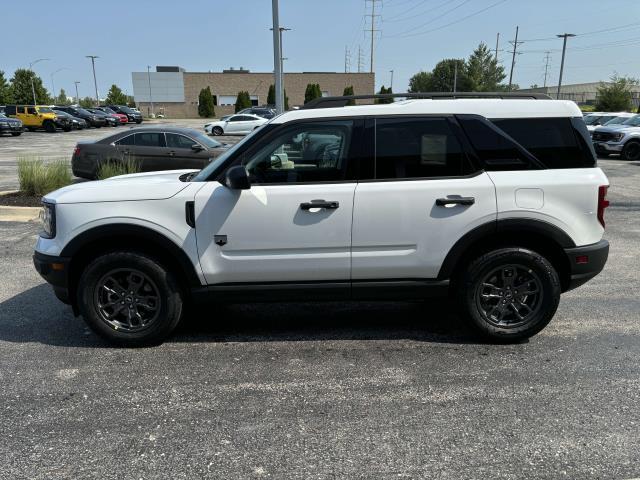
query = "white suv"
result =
(34, 93, 610, 346)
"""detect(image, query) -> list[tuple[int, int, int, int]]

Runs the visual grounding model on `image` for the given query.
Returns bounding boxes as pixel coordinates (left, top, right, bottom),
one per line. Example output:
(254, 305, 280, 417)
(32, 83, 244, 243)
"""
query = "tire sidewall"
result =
(77, 252, 183, 346)
(213, 126, 223, 136)
(623, 141, 640, 160)
(460, 248, 561, 341)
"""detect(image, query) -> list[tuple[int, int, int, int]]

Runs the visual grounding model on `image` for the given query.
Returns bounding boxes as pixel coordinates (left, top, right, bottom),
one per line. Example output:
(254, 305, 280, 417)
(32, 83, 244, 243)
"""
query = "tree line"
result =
(0, 69, 133, 107)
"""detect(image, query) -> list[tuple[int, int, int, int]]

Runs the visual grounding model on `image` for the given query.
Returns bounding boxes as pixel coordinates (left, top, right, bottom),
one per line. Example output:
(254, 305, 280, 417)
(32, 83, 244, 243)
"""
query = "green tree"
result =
(198, 87, 215, 117)
(55, 88, 71, 105)
(267, 84, 276, 105)
(234, 91, 252, 112)
(595, 75, 638, 111)
(105, 84, 128, 105)
(343, 85, 355, 105)
(466, 42, 507, 91)
(304, 83, 322, 104)
(0, 71, 12, 104)
(409, 59, 470, 92)
(375, 85, 394, 104)
(79, 97, 95, 108)
(10, 69, 50, 104)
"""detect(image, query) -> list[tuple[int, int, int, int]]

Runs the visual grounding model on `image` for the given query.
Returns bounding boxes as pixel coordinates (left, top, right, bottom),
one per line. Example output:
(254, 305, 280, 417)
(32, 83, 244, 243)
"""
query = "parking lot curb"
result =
(0, 205, 40, 222)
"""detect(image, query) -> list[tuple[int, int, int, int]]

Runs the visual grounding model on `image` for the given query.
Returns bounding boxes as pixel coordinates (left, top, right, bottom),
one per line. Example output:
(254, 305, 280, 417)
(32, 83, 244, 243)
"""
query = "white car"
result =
(34, 93, 610, 346)
(204, 114, 268, 136)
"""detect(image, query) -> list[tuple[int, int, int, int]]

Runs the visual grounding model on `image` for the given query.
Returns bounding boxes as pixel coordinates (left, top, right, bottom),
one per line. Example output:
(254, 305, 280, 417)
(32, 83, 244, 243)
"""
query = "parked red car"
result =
(95, 106, 128, 124)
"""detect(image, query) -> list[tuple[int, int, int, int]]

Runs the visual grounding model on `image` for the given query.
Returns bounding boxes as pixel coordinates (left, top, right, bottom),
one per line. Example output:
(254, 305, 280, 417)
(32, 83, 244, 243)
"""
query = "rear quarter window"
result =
(490, 117, 596, 169)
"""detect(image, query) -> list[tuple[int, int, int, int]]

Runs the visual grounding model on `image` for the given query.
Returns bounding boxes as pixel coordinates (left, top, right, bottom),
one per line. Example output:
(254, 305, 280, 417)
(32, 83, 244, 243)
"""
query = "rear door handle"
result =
(300, 200, 340, 210)
(435, 196, 475, 207)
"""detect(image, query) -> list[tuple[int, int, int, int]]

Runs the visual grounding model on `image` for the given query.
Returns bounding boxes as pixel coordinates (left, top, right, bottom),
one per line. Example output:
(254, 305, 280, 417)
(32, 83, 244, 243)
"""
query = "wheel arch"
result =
(62, 224, 202, 308)
(438, 219, 575, 291)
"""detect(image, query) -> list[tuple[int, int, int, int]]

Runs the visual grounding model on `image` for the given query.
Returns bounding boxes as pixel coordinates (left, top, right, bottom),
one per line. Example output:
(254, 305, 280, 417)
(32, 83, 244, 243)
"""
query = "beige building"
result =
(132, 66, 375, 118)
(519, 81, 640, 108)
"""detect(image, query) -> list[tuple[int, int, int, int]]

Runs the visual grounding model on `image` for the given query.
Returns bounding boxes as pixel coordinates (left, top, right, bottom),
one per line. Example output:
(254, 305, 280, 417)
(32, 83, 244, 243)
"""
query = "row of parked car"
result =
(0, 104, 143, 136)
(584, 111, 640, 160)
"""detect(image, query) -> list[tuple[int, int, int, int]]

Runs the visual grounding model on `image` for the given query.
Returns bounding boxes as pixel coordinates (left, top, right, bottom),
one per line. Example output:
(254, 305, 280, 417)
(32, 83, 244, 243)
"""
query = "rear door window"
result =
(166, 133, 198, 149)
(134, 132, 166, 147)
(374, 117, 476, 179)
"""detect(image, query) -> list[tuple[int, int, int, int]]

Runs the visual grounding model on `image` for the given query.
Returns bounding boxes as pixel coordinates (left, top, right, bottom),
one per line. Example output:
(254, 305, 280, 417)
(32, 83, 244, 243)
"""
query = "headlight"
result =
(612, 133, 625, 142)
(39, 202, 56, 239)
(0, 121, 8, 126)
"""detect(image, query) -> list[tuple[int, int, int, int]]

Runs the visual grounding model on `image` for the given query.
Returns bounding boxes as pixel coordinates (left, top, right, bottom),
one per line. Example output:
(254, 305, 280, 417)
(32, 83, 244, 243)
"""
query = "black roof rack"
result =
(301, 92, 552, 109)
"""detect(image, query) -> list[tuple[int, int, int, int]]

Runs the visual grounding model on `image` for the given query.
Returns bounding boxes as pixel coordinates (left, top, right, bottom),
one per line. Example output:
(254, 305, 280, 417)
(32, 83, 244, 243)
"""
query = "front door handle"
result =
(167, 150, 176, 156)
(300, 200, 340, 210)
(435, 196, 475, 207)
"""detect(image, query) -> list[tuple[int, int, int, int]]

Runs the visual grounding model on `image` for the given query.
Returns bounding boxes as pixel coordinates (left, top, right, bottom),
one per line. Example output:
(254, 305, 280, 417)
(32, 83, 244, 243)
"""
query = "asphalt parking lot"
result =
(0, 127, 639, 477)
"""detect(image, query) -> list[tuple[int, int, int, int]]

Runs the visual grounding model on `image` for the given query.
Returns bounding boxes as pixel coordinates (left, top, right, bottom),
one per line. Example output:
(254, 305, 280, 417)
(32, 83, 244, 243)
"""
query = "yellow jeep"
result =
(4, 105, 60, 132)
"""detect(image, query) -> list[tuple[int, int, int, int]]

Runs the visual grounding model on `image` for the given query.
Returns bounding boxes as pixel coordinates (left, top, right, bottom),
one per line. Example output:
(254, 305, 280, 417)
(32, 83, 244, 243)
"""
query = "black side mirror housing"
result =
(223, 165, 251, 190)
(191, 143, 204, 152)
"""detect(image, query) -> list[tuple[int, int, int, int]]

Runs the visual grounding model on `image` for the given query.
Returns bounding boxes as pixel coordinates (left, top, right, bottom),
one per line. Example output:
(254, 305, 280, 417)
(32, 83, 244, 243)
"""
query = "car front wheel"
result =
(77, 251, 184, 347)
(212, 126, 223, 136)
(457, 248, 561, 342)
(622, 141, 640, 160)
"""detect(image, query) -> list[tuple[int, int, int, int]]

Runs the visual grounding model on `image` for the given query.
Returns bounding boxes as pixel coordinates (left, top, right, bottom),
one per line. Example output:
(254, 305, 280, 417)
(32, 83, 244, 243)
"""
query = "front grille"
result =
(592, 131, 616, 142)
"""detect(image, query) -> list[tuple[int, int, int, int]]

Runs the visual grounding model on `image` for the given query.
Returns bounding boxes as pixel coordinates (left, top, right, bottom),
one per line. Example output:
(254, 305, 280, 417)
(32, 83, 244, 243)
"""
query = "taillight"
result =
(597, 185, 610, 228)
(73, 145, 80, 157)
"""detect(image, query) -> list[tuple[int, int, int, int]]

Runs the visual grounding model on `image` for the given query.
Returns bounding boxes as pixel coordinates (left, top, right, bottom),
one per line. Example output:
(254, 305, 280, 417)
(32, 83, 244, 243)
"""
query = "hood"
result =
(594, 125, 640, 134)
(43, 169, 199, 204)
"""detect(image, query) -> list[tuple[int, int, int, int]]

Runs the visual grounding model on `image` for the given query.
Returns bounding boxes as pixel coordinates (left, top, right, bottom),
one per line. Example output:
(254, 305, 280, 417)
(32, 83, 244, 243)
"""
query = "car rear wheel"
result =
(457, 248, 561, 342)
(77, 251, 184, 347)
(43, 120, 56, 133)
(11, 132, 21, 137)
(212, 126, 223, 136)
(622, 141, 640, 160)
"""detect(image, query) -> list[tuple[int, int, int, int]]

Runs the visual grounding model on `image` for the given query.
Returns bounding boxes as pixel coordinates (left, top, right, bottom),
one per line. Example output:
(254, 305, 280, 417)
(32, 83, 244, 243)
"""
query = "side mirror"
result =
(223, 165, 251, 190)
(191, 143, 204, 152)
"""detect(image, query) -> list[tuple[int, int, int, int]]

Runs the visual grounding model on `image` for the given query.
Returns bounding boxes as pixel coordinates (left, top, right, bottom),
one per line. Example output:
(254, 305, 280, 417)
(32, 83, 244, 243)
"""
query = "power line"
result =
(384, 0, 447, 23)
(384, 0, 509, 39)
(384, 0, 472, 37)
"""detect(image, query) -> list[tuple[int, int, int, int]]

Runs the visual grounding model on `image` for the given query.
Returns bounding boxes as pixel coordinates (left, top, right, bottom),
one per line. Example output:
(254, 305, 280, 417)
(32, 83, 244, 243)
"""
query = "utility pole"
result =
(86, 55, 100, 106)
(28, 58, 49, 105)
(495, 32, 500, 62)
(389, 69, 394, 90)
(508, 26, 523, 91)
(543, 51, 552, 88)
(556, 33, 575, 99)
(365, 0, 381, 73)
(453, 63, 458, 93)
(147, 66, 154, 117)
(271, 0, 284, 114)
(74, 81, 80, 105)
(344, 46, 351, 73)
(357, 46, 364, 73)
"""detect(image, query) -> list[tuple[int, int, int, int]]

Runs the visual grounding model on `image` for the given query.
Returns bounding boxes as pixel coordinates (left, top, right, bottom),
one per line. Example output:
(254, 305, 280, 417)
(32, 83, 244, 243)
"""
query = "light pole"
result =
(147, 65, 155, 117)
(271, 0, 284, 114)
(28, 58, 49, 105)
(556, 33, 575, 100)
(73, 81, 81, 105)
(389, 69, 394, 91)
(50, 67, 68, 101)
(86, 55, 100, 106)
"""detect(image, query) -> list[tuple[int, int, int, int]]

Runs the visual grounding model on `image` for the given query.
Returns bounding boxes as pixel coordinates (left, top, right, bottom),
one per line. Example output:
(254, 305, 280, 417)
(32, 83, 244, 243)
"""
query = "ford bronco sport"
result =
(33, 93, 610, 346)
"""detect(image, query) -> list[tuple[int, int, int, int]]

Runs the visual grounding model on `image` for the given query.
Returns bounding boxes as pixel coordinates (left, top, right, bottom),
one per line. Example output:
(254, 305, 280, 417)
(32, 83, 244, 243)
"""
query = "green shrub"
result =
(18, 157, 72, 196)
(97, 158, 140, 180)
(234, 91, 252, 113)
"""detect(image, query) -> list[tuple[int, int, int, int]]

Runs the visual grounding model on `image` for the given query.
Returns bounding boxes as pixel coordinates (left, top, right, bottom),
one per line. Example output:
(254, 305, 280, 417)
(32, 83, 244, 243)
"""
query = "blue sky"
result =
(2, 0, 640, 98)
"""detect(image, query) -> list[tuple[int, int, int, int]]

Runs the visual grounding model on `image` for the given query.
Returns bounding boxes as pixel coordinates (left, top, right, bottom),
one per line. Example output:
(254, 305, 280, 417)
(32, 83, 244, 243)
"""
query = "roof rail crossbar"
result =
(301, 92, 552, 109)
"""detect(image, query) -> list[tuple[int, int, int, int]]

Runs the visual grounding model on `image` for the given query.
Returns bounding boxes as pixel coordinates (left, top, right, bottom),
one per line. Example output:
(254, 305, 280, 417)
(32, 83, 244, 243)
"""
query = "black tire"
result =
(11, 132, 21, 136)
(63, 126, 72, 132)
(77, 251, 184, 347)
(135, 119, 142, 124)
(457, 248, 561, 342)
(212, 126, 223, 136)
(27, 127, 36, 132)
(43, 120, 56, 133)
(622, 140, 640, 160)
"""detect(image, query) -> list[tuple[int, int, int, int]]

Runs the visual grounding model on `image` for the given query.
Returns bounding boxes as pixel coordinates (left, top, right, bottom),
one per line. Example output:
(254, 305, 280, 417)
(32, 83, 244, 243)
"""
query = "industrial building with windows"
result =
(132, 66, 375, 118)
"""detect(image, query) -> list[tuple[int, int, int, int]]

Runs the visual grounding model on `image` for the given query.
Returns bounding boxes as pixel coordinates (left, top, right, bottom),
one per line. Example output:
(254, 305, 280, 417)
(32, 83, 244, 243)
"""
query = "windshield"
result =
(102, 107, 116, 114)
(192, 132, 222, 148)
(584, 115, 605, 125)
(192, 126, 267, 182)
(118, 106, 134, 113)
(604, 116, 631, 126)
(622, 115, 640, 127)
(38, 107, 54, 113)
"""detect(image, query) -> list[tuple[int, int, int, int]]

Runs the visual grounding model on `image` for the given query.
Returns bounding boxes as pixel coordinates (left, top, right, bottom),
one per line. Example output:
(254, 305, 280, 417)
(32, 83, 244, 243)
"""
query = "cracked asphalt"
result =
(0, 149, 638, 478)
